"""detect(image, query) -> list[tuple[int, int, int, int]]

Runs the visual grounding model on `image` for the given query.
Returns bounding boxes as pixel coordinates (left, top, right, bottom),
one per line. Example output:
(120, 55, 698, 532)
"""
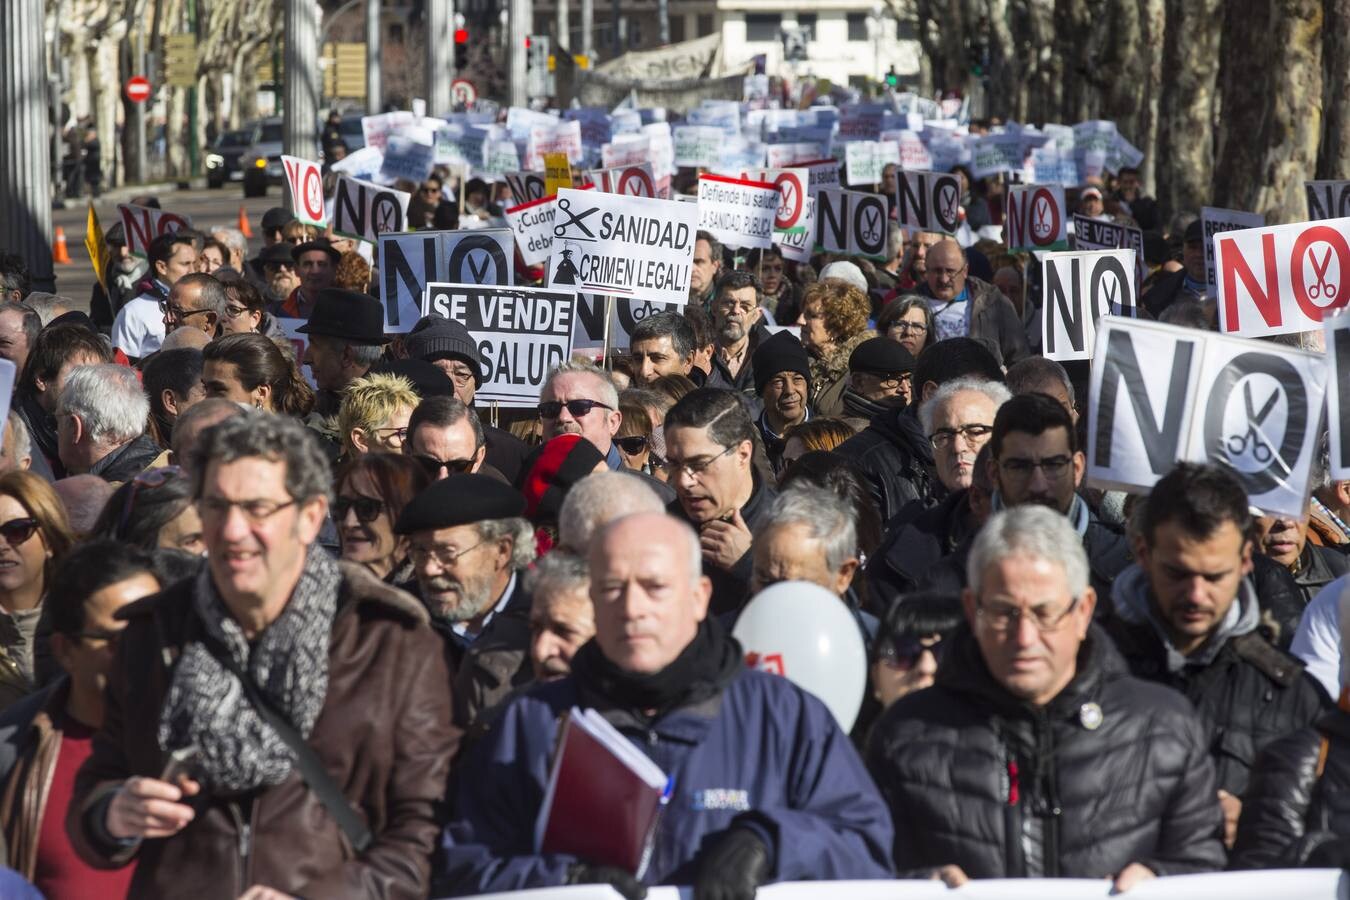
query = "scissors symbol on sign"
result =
(553, 198, 597, 238)
(1033, 198, 1052, 236)
(1309, 247, 1337, 301)
(1225, 381, 1277, 464)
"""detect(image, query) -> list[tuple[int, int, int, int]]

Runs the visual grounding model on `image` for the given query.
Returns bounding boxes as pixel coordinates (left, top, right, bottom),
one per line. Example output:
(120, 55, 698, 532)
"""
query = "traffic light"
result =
(455, 28, 468, 71)
(884, 66, 898, 88)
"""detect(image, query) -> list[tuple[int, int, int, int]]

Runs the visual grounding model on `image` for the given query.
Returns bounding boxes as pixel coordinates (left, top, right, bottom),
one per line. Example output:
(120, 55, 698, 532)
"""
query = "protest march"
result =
(8, 7, 1350, 900)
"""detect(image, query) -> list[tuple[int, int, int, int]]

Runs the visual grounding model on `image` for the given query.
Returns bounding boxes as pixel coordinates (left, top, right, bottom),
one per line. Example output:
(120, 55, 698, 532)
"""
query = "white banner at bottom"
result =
(460, 870, 1348, 900)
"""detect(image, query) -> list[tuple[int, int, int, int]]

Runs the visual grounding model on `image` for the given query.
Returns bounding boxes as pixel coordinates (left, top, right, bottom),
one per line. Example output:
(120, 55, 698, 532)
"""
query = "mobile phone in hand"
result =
(160, 745, 200, 785)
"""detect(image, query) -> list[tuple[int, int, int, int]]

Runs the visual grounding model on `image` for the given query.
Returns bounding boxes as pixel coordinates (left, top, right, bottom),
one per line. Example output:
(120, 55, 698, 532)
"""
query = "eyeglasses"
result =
(420, 185, 441, 195)
(159, 301, 213, 321)
(372, 425, 408, 445)
(615, 435, 649, 455)
(538, 399, 613, 420)
(930, 424, 993, 450)
(976, 597, 1079, 633)
(198, 496, 298, 524)
(888, 321, 928, 336)
(119, 467, 183, 540)
(929, 264, 968, 281)
(223, 304, 251, 320)
(72, 627, 123, 646)
(444, 366, 476, 385)
(876, 634, 946, 671)
(665, 444, 735, 479)
(333, 495, 385, 524)
(0, 517, 39, 548)
(409, 538, 487, 568)
(999, 455, 1074, 481)
(412, 454, 476, 476)
(876, 372, 913, 390)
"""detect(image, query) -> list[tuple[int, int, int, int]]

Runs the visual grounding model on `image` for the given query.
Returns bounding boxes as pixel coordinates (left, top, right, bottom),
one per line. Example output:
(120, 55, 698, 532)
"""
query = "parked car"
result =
(205, 123, 260, 188)
(241, 117, 285, 197)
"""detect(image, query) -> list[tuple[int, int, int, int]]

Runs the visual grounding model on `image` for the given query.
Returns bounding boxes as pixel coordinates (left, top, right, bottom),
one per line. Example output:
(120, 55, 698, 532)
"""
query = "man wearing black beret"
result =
(395, 473, 537, 728)
(841, 336, 916, 429)
(751, 330, 812, 473)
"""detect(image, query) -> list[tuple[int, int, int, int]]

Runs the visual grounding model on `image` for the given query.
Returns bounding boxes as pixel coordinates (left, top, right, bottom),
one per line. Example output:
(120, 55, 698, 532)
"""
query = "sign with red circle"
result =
(615, 165, 655, 198)
(125, 76, 152, 104)
(773, 172, 804, 230)
(450, 79, 478, 107)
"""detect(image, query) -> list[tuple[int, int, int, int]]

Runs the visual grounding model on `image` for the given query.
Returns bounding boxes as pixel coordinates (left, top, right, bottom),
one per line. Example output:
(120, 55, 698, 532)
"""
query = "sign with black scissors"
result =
(1225, 380, 1278, 464)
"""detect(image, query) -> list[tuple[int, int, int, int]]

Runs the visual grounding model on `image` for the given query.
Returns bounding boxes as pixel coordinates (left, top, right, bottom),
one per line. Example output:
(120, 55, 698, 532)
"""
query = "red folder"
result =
(534, 707, 673, 877)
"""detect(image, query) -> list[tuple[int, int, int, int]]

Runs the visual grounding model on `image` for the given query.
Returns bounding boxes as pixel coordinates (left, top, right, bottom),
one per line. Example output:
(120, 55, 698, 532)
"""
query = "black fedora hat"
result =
(296, 288, 389, 345)
(291, 237, 343, 265)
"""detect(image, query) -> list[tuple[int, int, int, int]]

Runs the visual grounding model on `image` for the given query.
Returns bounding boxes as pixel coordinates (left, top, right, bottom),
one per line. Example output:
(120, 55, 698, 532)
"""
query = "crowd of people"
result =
(0, 147, 1343, 900)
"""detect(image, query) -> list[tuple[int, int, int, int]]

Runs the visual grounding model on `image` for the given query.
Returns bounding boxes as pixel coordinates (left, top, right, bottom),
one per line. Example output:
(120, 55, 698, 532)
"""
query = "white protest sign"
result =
(843, 141, 899, 187)
(0, 360, 16, 449)
(332, 176, 410, 244)
(1087, 317, 1327, 518)
(330, 145, 385, 181)
(281, 156, 328, 228)
(525, 120, 584, 171)
(814, 188, 888, 260)
(589, 163, 657, 198)
(571, 295, 684, 351)
(776, 196, 814, 263)
(971, 133, 1024, 178)
(673, 126, 724, 168)
(602, 135, 650, 169)
(696, 174, 777, 250)
(117, 204, 192, 258)
(505, 171, 548, 206)
(1072, 214, 1146, 298)
(1307, 181, 1350, 222)
(379, 134, 436, 183)
(896, 170, 961, 235)
(275, 319, 318, 388)
(483, 139, 522, 177)
(741, 167, 810, 251)
(360, 111, 414, 152)
(1005, 184, 1068, 251)
(422, 283, 576, 406)
(837, 105, 885, 142)
(546, 188, 698, 306)
(803, 159, 842, 199)
(1323, 311, 1350, 479)
(377, 229, 514, 331)
(1040, 249, 1137, 362)
(506, 195, 562, 266)
(1203, 206, 1266, 298)
(765, 143, 827, 168)
(1215, 217, 1350, 338)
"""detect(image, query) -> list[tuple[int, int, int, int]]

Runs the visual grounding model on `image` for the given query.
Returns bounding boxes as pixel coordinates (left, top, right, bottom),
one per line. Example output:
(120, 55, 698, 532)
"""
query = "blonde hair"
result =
(338, 373, 421, 455)
(802, 280, 871, 343)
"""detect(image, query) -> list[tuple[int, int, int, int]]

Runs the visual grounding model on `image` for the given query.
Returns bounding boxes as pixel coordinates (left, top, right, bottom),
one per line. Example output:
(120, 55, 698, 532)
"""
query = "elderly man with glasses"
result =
(161, 273, 228, 340)
(919, 238, 1028, 367)
(867, 504, 1226, 887)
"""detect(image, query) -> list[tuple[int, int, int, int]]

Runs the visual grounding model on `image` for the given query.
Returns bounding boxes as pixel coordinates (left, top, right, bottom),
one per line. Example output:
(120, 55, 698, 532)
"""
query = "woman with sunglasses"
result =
(869, 592, 963, 713)
(89, 467, 205, 555)
(0, 472, 75, 710)
(614, 398, 653, 474)
(215, 273, 286, 339)
(335, 453, 431, 583)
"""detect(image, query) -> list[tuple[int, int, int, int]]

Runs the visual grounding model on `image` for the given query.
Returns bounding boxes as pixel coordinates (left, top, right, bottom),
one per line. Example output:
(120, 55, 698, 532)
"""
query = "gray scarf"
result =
(1111, 563, 1261, 673)
(159, 546, 342, 793)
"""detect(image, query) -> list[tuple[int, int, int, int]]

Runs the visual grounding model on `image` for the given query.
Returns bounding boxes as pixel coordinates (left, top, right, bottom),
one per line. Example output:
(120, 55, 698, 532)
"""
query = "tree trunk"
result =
(1318, 0, 1350, 179)
(1155, 0, 1222, 224)
(1212, 0, 1321, 222)
(1017, 0, 1059, 124)
(982, 0, 1019, 120)
(1133, 0, 1165, 195)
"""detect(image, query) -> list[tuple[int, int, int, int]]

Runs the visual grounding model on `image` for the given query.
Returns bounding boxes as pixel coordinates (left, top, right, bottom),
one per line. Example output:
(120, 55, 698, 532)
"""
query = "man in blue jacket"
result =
(437, 511, 893, 899)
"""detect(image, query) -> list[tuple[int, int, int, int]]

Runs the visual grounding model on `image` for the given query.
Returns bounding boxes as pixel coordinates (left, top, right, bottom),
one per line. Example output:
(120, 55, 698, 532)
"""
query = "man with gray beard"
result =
(395, 473, 537, 729)
(705, 271, 772, 397)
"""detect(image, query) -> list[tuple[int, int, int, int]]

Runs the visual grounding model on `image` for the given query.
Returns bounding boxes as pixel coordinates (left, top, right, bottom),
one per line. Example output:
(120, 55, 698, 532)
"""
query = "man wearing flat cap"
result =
(273, 237, 341, 320)
(841, 336, 915, 429)
(299, 288, 389, 417)
(751, 331, 812, 473)
(405, 314, 530, 483)
(395, 473, 538, 728)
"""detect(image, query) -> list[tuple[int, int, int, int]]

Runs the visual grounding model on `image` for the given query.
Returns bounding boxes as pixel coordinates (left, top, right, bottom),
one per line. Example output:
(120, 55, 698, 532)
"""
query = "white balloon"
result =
(731, 581, 867, 732)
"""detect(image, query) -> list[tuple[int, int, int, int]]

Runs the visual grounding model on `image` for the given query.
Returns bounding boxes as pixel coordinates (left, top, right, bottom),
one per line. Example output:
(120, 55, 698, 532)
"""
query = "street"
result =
(49, 184, 285, 309)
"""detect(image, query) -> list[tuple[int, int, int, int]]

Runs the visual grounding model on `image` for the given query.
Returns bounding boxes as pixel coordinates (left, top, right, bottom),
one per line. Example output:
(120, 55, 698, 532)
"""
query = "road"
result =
(48, 183, 287, 309)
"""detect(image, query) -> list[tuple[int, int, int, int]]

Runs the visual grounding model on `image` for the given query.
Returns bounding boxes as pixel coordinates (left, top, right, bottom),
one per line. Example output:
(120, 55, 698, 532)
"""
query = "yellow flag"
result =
(84, 203, 109, 290)
(543, 153, 573, 198)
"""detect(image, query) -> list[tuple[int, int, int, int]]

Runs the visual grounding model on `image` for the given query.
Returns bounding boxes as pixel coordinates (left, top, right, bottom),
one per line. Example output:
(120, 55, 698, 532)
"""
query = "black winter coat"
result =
(1231, 708, 1350, 869)
(867, 626, 1226, 878)
(866, 488, 976, 608)
(667, 472, 777, 618)
(1105, 619, 1329, 798)
(833, 407, 934, 523)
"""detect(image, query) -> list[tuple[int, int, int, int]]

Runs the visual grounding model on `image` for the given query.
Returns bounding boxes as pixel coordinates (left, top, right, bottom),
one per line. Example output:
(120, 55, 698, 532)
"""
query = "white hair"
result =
(558, 471, 665, 552)
(56, 364, 149, 445)
(919, 375, 1013, 435)
(967, 506, 1089, 600)
(525, 549, 590, 600)
(544, 359, 619, 409)
(476, 516, 538, 571)
(758, 484, 857, 572)
(211, 227, 248, 257)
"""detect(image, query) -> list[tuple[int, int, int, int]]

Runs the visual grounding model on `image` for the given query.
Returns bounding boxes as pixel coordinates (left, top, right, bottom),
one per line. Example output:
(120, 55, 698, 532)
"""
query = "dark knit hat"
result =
(260, 207, 294, 231)
(405, 315, 484, 386)
(520, 434, 606, 523)
(394, 473, 526, 534)
(849, 337, 916, 377)
(752, 330, 813, 397)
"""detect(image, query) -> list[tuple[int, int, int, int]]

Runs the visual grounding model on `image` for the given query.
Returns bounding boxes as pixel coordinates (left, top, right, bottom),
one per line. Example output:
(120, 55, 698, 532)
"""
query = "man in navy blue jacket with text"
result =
(437, 511, 893, 899)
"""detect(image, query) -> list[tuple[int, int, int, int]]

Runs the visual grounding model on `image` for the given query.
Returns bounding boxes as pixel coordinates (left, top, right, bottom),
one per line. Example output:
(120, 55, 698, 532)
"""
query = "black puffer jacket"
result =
(866, 488, 977, 609)
(833, 407, 934, 523)
(867, 626, 1226, 878)
(1231, 709, 1350, 869)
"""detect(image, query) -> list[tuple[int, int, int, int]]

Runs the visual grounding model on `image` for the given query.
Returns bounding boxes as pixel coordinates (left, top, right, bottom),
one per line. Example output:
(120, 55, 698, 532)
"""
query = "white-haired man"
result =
(55, 364, 161, 482)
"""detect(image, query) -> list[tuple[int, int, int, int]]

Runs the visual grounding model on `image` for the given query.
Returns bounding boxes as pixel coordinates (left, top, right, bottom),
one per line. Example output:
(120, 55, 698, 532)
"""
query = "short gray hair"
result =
(57, 364, 149, 445)
(758, 484, 857, 572)
(190, 409, 333, 505)
(176, 273, 229, 319)
(476, 516, 538, 571)
(312, 334, 385, 367)
(5, 410, 31, 463)
(1005, 356, 1076, 407)
(19, 292, 71, 327)
(558, 471, 665, 552)
(544, 359, 619, 409)
(524, 549, 590, 600)
(967, 506, 1089, 600)
(211, 227, 248, 257)
(919, 375, 1013, 435)
(598, 512, 702, 580)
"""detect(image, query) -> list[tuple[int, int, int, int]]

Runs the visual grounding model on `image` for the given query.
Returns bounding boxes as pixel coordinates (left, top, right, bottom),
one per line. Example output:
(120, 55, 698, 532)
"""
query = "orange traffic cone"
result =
(53, 227, 71, 265)
(238, 205, 254, 238)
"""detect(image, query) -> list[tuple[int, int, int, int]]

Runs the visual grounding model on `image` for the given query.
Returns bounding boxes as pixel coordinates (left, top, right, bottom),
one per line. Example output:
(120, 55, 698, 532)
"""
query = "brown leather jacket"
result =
(66, 561, 458, 900)
(0, 679, 68, 878)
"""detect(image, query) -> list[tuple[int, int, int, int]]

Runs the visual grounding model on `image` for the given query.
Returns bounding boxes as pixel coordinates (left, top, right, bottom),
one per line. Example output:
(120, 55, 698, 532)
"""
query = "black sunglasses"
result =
(615, 435, 649, 455)
(333, 495, 385, 524)
(876, 633, 947, 671)
(412, 454, 476, 476)
(538, 399, 612, 420)
(0, 517, 39, 548)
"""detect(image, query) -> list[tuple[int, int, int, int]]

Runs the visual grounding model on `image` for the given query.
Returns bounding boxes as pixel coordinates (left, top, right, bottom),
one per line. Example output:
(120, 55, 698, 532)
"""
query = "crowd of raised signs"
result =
(0, 88, 1347, 900)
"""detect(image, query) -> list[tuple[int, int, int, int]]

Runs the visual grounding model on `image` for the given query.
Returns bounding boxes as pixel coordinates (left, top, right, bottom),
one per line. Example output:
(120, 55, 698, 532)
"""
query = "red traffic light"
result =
(454, 28, 468, 43)
(525, 36, 532, 48)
